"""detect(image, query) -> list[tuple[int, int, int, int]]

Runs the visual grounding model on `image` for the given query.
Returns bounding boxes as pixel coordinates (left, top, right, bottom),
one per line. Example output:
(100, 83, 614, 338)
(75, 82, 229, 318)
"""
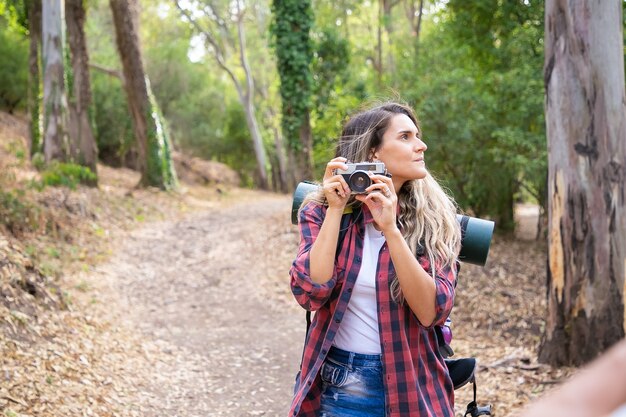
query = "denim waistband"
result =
(327, 345, 382, 368)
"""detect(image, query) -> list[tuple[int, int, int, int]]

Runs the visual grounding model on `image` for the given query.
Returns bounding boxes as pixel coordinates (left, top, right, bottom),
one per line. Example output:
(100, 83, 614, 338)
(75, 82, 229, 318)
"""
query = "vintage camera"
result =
(291, 181, 495, 266)
(335, 162, 389, 194)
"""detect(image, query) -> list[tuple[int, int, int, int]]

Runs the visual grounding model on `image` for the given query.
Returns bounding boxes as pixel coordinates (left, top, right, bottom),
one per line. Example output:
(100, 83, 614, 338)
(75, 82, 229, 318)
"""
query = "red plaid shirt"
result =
(288, 202, 457, 417)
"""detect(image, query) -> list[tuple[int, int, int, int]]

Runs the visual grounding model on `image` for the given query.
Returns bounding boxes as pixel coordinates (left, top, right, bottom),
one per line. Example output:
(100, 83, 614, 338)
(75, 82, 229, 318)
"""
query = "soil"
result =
(85, 192, 305, 416)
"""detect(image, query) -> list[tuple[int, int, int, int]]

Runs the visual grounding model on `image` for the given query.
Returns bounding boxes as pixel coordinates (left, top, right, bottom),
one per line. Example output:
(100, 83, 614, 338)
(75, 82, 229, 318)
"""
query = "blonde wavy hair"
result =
(303, 101, 461, 303)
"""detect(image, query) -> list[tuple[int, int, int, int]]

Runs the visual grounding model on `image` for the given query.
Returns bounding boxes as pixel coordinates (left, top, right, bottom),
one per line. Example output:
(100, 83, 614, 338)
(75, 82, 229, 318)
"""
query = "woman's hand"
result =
(355, 174, 397, 233)
(322, 157, 351, 209)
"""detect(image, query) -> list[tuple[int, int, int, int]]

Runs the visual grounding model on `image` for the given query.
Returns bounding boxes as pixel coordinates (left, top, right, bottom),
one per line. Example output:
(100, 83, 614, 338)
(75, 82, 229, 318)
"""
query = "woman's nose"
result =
(415, 138, 427, 151)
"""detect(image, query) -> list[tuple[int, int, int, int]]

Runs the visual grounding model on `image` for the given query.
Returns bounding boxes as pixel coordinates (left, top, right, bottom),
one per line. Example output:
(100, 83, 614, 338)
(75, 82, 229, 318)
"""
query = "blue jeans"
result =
(319, 346, 386, 417)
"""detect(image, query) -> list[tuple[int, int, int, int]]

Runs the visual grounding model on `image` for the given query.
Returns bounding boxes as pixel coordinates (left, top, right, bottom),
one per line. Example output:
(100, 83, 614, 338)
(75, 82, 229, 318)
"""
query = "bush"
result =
(0, 189, 40, 235)
(34, 163, 97, 190)
(0, 22, 28, 113)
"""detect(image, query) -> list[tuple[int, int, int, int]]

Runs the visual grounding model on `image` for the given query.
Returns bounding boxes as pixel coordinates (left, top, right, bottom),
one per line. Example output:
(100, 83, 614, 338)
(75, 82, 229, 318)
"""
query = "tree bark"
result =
(65, 0, 98, 177)
(109, 0, 177, 189)
(42, 0, 71, 163)
(297, 111, 313, 183)
(541, 0, 626, 366)
(235, 5, 268, 189)
(27, 0, 42, 157)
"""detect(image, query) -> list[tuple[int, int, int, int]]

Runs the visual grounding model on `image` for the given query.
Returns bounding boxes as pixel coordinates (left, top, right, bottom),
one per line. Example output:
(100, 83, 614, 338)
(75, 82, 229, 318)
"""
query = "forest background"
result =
(1, 0, 626, 416)
(4, 0, 617, 230)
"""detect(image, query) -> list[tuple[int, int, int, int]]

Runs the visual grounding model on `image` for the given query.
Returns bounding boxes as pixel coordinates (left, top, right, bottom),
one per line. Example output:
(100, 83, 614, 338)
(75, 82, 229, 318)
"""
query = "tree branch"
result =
(173, 0, 244, 99)
(88, 63, 124, 82)
(235, 0, 253, 104)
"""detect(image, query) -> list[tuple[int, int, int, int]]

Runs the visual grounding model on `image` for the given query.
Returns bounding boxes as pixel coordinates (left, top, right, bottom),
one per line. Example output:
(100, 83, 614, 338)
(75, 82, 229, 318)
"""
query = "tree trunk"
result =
(242, 97, 268, 189)
(65, 0, 98, 178)
(296, 111, 313, 183)
(109, 0, 177, 189)
(236, 7, 269, 190)
(27, 0, 42, 157)
(272, 125, 289, 192)
(42, 0, 71, 163)
(540, 0, 626, 366)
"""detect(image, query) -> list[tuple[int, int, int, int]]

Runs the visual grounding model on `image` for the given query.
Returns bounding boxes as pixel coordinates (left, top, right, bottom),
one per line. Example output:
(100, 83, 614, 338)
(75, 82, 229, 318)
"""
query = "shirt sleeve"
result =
(419, 256, 458, 328)
(289, 202, 339, 311)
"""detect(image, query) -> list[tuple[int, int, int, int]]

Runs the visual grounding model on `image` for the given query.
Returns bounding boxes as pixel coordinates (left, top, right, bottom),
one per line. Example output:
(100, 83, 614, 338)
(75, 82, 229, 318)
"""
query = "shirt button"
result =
(347, 287, 352, 293)
(321, 349, 327, 355)
(307, 380, 312, 386)
(335, 318, 341, 323)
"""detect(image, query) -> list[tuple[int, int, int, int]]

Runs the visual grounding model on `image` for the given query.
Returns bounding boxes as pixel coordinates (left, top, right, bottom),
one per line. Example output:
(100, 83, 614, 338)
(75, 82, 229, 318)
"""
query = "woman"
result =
(288, 101, 461, 417)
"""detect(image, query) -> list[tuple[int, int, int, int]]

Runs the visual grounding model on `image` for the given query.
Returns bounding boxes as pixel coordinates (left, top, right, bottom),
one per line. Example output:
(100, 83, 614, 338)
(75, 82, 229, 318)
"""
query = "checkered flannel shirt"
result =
(288, 201, 457, 417)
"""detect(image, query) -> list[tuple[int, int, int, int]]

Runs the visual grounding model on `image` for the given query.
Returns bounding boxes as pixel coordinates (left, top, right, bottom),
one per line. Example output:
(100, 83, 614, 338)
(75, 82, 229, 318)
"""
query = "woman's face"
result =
(372, 113, 428, 190)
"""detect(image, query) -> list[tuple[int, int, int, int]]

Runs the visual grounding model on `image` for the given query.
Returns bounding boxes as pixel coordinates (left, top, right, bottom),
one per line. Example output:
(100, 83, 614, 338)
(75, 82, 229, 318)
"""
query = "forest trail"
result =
(86, 192, 304, 416)
(71, 189, 558, 417)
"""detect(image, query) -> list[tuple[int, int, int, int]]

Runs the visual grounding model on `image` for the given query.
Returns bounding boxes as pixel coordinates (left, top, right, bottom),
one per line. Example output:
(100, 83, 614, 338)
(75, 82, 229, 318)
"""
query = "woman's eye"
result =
(401, 134, 409, 140)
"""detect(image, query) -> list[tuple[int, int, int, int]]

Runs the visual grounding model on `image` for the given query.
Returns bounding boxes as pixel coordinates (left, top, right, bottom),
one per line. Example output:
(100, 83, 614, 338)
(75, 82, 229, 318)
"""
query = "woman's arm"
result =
(308, 206, 345, 283)
(290, 157, 351, 310)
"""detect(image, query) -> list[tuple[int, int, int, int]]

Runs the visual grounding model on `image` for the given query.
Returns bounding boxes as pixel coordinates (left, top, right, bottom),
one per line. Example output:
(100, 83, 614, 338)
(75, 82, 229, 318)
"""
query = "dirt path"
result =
(78, 192, 554, 417)
(89, 193, 305, 416)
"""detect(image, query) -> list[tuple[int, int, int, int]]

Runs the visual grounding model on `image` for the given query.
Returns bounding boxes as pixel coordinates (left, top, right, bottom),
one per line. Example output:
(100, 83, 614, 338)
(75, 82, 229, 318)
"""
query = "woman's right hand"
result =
(322, 157, 351, 209)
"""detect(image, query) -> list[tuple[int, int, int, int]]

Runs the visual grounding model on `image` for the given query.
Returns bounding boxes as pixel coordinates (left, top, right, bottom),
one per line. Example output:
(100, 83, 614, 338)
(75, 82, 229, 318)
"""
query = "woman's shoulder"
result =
(298, 200, 327, 222)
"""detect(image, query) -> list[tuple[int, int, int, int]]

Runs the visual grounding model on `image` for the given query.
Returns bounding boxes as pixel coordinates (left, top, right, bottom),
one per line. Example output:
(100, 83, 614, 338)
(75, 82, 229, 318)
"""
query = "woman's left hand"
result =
(355, 175, 398, 233)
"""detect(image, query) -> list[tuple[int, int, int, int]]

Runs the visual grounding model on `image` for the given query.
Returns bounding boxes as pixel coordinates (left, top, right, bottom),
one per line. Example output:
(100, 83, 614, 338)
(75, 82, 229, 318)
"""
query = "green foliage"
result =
(0, 0, 28, 33)
(34, 162, 97, 190)
(91, 72, 134, 167)
(216, 103, 258, 187)
(0, 17, 28, 112)
(390, 0, 546, 229)
(141, 3, 260, 186)
(0, 189, 40, 235)
(270, 0, 314, 149)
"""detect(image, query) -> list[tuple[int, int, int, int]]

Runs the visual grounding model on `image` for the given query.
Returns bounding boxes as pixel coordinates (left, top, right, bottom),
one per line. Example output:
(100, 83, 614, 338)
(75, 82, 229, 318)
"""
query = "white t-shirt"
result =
(333, 222, 386, 354)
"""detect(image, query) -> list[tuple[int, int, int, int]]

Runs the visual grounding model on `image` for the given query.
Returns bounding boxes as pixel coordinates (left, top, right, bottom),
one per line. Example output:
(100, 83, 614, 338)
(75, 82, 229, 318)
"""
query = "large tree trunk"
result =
(65, 0, 98, 177)
(540, 0, 626, 366)
(109, 0, 177, 189)
(235, 8, 268, 190)
(27, 0, 42, 157)
(42, 0, 71, 163)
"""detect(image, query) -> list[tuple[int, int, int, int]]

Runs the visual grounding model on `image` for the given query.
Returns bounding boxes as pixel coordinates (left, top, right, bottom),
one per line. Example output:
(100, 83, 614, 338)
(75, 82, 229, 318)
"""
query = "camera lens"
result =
(349, 171, 371, 193)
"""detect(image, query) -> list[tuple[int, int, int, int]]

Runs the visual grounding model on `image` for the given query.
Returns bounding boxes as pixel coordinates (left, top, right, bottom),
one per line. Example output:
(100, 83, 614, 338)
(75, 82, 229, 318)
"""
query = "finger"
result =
(323, 158, 349, 180)
(371, 174, 394, 190)
(325, 175, 350, 194)
(365, 182, 392, 197)
(324, 181, 348, 198)
(365, 192, 389, 205)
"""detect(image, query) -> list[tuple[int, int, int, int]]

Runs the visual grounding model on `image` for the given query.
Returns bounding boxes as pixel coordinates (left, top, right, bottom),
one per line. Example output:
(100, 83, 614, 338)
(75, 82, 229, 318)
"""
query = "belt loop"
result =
(348, 351, 355, 370)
